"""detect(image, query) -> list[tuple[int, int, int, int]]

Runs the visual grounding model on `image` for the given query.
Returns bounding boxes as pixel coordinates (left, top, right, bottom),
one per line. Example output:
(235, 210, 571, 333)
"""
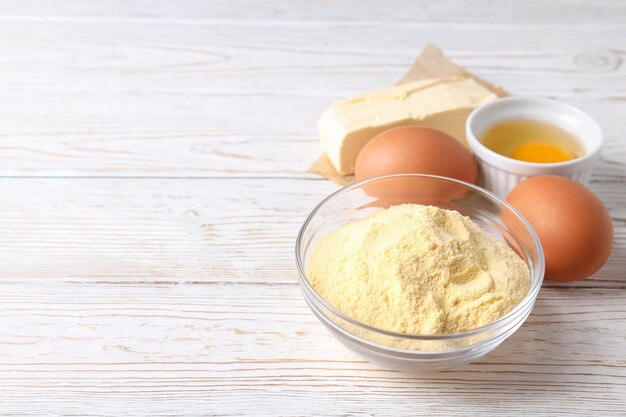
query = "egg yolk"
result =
(510, 142, 575, 163)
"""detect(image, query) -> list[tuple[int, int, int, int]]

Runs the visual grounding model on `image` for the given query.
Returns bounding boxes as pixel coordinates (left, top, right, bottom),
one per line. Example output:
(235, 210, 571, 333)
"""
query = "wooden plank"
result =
(0, 177, 622, 288)
(0, 0, 624, 24)
(0, 282, 624, 416)
(0, 21, 622, 176)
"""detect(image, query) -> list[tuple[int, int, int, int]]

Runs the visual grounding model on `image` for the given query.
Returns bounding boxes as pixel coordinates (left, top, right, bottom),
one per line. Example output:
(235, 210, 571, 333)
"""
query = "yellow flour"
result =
(308, 204, 530, 335)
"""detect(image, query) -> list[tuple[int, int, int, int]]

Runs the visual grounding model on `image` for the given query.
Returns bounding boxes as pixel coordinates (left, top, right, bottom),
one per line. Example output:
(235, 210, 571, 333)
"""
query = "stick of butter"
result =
(318, 77, 498, 175)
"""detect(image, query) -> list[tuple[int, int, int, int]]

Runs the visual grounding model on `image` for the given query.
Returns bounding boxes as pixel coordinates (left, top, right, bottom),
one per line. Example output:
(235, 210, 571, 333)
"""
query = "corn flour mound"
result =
(308, 204, 530, 335)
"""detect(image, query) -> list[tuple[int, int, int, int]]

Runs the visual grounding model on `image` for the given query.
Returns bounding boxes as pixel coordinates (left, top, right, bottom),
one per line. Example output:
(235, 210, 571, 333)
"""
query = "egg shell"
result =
(506, 175, 613, 281)
(355, 126, 478, 183)
(354, 126, 477, 201)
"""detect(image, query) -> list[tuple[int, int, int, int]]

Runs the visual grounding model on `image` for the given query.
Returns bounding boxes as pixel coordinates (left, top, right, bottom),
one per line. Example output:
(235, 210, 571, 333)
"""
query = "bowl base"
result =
(335, 333, 496, 372)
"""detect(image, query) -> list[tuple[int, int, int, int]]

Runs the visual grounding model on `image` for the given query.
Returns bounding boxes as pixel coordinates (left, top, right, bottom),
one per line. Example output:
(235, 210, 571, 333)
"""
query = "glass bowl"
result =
(295, 174, 544, 372)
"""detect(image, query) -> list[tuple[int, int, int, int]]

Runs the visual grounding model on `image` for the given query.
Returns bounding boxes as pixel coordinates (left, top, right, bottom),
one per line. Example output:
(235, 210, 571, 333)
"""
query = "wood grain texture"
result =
(1, 283, 625, 416)
(0, 177, 622, 288)
(0, 19, 623, 176)
(0, 1, 624, 416)
(0, 0, 624, 24)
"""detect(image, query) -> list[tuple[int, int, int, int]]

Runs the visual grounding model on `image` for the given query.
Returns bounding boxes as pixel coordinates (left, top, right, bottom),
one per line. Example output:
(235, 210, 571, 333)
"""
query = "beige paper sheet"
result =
(308, 44, 508, 185)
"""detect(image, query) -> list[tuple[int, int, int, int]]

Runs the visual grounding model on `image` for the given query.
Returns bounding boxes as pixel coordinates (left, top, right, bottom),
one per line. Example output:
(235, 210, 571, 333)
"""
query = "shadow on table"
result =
(398, 285, 621, 398)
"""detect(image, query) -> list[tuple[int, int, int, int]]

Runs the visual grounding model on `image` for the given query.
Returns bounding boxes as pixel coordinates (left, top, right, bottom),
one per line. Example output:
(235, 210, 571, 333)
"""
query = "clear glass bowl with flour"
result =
(296, 174, 544, 372)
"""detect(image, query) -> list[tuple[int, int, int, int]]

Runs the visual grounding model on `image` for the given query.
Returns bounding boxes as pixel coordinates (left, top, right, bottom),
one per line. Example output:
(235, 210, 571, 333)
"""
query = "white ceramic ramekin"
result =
(466, 96, 603, 197)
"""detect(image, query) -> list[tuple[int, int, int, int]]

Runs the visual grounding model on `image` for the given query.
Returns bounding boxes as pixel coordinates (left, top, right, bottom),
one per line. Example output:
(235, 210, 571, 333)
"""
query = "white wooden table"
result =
(0, 1, 624, 415)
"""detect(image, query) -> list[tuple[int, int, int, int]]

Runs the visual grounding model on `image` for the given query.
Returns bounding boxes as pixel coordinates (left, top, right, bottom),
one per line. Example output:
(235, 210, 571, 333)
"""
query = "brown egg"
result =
(354, 126, 478, 204)
(506, 175, 613, 281)
(355, 126, 478, 183)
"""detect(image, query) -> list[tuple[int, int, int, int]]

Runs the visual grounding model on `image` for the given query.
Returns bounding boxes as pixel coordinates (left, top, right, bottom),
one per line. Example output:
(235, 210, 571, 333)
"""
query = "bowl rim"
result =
(466, 96, 604, 170)
(295, 173, 545, 342)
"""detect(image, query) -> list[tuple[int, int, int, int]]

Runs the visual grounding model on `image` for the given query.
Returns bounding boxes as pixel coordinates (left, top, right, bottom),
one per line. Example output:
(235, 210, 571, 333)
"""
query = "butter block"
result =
(318, 77, 498, 175)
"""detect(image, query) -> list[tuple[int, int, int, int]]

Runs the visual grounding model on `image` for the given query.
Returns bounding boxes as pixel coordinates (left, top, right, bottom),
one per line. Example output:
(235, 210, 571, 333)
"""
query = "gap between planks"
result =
(0, 280, 621, 290)
(0, 15, 623, 28)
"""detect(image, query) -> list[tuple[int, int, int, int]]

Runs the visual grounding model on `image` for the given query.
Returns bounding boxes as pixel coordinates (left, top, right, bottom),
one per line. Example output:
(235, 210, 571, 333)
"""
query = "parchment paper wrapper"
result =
(309, 44, 508, 185)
